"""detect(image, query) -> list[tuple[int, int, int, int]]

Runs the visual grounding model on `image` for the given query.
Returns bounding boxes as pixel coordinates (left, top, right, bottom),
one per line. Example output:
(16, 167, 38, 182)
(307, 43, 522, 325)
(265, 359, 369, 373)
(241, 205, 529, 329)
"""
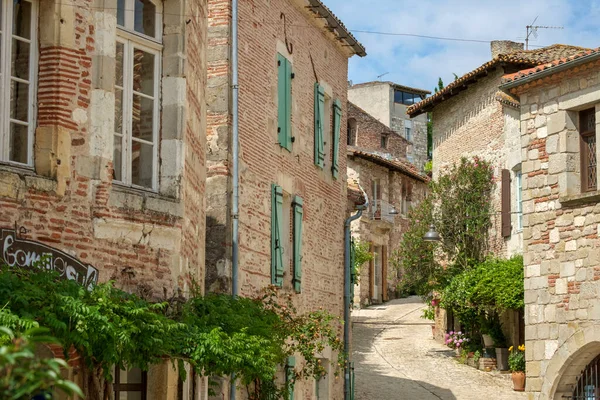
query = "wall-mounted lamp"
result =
(389, 207, 399, 215)
(423, 224, 441, 242)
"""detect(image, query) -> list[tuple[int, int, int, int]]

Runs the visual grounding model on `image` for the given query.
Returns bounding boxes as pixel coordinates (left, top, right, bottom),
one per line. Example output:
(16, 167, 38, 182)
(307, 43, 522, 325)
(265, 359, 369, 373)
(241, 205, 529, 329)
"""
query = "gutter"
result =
(500, 51, 600, 91)
(231, 0, 239, 397)
(343, 185, 368, 400)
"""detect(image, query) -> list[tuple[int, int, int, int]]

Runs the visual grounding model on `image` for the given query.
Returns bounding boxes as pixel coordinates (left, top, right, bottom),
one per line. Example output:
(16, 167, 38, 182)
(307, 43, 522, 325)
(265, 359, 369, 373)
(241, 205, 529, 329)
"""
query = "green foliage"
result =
(0, 326, 84, 399)
(424, 160, 432, 174)
(421, 306, 435, 321)
(0, 266, 344, 399)
(473, 350, 481, 364)
(351, 240, 373, 282)
(508, 344, 525, 372)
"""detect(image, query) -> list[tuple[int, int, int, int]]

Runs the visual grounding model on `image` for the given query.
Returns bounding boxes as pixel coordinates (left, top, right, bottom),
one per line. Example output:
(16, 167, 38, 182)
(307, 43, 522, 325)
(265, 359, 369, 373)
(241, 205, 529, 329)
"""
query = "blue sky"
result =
(325, 0, 600, 93)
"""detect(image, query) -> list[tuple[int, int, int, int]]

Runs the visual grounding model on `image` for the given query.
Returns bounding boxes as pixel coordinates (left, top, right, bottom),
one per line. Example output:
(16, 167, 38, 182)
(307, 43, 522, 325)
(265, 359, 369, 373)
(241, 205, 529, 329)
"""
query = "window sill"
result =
(559, 191, 600, 207)
(110, 183, 183, 217)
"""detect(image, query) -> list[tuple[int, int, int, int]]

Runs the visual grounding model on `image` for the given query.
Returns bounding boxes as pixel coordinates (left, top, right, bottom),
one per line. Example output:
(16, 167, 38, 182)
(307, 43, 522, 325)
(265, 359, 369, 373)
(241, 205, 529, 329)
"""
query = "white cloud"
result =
(325, 0, 600, 91)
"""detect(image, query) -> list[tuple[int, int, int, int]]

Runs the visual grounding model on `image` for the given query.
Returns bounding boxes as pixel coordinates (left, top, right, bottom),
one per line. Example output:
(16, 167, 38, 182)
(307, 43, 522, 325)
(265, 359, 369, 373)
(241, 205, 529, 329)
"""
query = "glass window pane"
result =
(119, 368, 143, 384)
(132, 48, 155, 96)
(115, 87, 123, 133)
(10, 80, 29, 121)
(131, 140, 154, 188)
(113, 135, 122, 181)
(131, 94, 154, 142)
(116, 42, 124, 86)
(11, 38, 30, 80)
(117, 0, 125, 27)
(9, 123, 28, 163)
(134, 0, 156, 38)
(12, 0, 32, 39)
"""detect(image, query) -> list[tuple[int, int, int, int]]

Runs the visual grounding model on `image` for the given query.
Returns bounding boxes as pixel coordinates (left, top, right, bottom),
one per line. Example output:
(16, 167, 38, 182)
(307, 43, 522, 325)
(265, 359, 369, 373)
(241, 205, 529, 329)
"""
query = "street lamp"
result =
(389, 206, 399, 215)
(423, 224, 441, 242)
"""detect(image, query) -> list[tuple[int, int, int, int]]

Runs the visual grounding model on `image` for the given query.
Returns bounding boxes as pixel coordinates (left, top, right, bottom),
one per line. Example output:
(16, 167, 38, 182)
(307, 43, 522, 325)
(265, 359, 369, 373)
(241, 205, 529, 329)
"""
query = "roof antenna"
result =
(376, 72, 389, 81)
(525, 16, 563, 50)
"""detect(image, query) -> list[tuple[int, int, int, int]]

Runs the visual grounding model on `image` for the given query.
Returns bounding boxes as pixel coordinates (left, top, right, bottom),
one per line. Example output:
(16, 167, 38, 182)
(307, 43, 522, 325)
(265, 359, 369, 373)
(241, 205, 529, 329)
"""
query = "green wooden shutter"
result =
(314, 83, 325, 168)
(277, 54, 292, 151)
(286, 356, 296, 400)
(271, 184, 284, 286)
(293, 196, 303, 293)
(350, 238, 356, 303)
(332, 99, 342, 178)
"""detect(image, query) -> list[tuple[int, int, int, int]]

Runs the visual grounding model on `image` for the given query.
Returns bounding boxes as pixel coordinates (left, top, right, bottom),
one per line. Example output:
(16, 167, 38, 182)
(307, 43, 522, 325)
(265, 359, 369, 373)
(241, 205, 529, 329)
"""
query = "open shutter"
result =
(293, 196, 303, 293)
(271, 184, 284, 286)
(332, 99, 341, 178)
(278, 54, 292, 151)
(286, 356, 296, 400)
(501, 169, 511, 237)
(314, 83, 325, 168)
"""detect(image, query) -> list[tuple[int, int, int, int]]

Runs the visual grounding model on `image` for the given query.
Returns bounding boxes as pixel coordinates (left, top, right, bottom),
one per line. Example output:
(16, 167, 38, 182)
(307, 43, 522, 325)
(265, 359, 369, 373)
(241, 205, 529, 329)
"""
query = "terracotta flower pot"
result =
(511, 371, 526, 391)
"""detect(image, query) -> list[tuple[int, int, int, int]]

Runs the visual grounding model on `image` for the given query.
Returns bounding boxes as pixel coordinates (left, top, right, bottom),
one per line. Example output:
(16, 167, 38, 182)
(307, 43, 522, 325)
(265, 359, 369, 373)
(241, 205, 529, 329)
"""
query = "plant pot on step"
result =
(511, 371, 526, 391)
(482, 334, 494, 348)
(496, 347, 509, 371)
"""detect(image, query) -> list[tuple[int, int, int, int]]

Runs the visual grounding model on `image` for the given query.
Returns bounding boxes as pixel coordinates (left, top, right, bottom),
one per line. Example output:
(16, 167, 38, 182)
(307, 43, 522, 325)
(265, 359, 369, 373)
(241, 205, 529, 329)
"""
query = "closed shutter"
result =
(332, 99, 341, 178)
(271, 184, 284, 286)
(314, 83, 325, 168)
(286, 356, 296, 400)
(501, 169, 511, 237)
(293, 196, 303, 293)
(277, 54, 292, 151)
(368, 242, 374, 299)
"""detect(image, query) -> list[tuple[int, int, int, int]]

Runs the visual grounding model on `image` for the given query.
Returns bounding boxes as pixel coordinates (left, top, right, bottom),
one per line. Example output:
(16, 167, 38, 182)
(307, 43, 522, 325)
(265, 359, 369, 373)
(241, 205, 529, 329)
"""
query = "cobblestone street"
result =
(352, 297, 528, 400)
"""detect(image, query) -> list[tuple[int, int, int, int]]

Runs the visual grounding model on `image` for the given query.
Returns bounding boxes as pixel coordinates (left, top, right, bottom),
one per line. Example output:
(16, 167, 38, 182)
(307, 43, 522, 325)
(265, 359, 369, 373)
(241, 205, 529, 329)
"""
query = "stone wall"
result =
(514, 63, 600, 400)
(393, 102, 429, 171)
(348, 83, 391, 126)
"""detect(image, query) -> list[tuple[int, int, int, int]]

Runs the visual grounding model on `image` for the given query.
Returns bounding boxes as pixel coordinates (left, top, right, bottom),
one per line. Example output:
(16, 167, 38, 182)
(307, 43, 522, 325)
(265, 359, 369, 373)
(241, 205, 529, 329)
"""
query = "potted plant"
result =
(508, 344, 526, 391)
(489, 320, 509, 371)
(444, 331, 469, 356)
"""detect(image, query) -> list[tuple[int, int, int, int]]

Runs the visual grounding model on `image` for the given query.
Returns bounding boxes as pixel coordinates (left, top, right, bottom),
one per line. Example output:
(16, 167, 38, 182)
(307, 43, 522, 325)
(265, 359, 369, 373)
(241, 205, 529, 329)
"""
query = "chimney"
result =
(491, 40, 525, 58)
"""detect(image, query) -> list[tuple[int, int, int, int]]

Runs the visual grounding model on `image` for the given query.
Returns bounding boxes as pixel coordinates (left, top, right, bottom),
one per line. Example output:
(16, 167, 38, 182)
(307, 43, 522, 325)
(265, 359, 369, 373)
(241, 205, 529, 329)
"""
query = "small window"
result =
(515, 170, 523, 231)
(0, 0, 38, 165)
(394, 90, 421, 106)
(347, 118, 357, 146)
(114, 367, 148, 400)
(580, 109, 597, 192)
(381, 134, 388, 149)
(405, 127, 412, 142)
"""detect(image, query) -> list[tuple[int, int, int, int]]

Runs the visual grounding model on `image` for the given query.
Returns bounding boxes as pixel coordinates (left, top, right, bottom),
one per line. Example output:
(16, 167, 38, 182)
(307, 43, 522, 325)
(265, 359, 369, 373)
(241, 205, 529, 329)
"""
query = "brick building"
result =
(348, 81, 430, 172)
(501, 48, 600, 399)
(346, 103, 428, 306)
(0, 0, 208, 397)
(407, 41, 588, 345)
(205, 0, 365, 398)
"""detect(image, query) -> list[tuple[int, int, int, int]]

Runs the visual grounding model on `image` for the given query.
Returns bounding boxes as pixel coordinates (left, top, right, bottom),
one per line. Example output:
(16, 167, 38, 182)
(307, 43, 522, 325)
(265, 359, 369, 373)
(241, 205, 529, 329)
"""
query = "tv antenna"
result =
(376, 72, 389, 81)
(525, 16, 563, 50)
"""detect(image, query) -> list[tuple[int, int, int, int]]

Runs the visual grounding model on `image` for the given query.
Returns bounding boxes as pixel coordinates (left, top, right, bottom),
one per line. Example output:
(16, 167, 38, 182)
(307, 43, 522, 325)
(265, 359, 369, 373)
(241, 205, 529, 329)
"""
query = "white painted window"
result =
(0, 0, 38, 166)
(516, 170, 523, 231)
(114, 0, 162, 190)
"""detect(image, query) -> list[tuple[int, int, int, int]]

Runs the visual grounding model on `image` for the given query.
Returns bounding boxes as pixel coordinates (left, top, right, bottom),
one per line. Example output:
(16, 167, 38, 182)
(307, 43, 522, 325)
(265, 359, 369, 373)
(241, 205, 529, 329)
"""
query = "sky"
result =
(325, 0, 600, 93)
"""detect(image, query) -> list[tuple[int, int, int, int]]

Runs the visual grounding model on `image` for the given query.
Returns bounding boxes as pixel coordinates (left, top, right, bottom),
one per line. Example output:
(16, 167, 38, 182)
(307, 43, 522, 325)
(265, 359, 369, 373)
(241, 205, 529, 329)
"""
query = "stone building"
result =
(348, 81, 430, 171)
(407, 41, 589, 345)
(347, 103, 428, 306)
(0, 0, 208, 397)
(501, 48, 600, 399)
(205, 0, 365, 398)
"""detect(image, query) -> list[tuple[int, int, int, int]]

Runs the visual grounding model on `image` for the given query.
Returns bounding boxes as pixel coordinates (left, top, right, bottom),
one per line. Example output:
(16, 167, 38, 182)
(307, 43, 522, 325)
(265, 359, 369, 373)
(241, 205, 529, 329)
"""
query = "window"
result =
(0, 0, 38, 165)
(314, 83, 325, 168)
(580, 108, 597, 192)
(315, 358, 330, 399)
(114, 367, 147, 400)
(331, 99, 341, 178)
(401, 181, 411, 215)
(271, 184, 284, 287)
(347, 118, 357, 146)
(404, 120, 413, 142)
(381, 134, 388, 149)
(515, 170, 523, 231)
(394, 90, 421, 106)
(114, 0, 162, 190)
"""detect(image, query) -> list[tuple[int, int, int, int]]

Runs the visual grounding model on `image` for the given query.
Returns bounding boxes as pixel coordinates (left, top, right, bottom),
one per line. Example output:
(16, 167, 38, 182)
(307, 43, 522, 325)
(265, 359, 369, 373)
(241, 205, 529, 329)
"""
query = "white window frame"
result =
(516, 170, 523, 231)
(0, 0, 38, 166)
(115, 0, 162, 191)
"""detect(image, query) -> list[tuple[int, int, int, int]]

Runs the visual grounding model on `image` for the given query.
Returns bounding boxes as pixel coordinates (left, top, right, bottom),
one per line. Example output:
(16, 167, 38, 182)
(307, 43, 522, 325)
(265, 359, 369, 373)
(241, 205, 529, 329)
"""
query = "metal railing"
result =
(564, 354, 600, 399)
(368, 200, 397, 223)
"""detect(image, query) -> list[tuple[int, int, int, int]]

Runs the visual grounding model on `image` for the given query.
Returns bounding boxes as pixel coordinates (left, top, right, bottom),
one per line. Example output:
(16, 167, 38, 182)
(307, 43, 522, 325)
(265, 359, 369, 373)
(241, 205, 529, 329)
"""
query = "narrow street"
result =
(352, 297, 528, 400)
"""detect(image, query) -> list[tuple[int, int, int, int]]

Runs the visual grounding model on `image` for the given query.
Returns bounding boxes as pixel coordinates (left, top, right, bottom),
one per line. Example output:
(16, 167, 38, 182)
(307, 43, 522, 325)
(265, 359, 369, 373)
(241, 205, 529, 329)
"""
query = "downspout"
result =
(344, 187, 368, 400)
(230, 0, 239, 398)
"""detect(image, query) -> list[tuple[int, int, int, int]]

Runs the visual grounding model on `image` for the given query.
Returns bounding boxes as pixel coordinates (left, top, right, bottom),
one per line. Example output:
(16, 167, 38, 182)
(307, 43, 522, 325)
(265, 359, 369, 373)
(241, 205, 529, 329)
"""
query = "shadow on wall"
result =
(205, 215, 231, 294)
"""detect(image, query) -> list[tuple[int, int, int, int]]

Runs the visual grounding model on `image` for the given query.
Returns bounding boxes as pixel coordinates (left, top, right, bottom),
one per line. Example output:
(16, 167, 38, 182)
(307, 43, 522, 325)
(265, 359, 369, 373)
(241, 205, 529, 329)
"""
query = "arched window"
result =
(347, 118, 357, 146)
(571, 354, 600, 399)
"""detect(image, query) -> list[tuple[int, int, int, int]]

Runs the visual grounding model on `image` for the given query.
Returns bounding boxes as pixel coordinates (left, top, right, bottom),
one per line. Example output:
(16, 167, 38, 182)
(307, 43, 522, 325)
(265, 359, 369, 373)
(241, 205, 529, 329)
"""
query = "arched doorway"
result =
(569, 354, 600, 399)
(546, 338, 600, 399)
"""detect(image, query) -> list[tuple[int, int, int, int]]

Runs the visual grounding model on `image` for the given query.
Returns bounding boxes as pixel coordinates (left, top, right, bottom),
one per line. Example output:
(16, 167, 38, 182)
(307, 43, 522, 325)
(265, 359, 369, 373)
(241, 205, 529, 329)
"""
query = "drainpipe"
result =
(230, 0, 239, 398)
(344, 187, 368, 400)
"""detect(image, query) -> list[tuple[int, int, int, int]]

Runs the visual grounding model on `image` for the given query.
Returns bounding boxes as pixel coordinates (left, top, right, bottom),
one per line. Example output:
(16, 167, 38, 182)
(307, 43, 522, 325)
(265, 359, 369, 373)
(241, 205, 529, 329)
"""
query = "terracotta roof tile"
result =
(347, 179, 366, 206)
(347, 149, 429, 182)
(495, 91, 520, 108)
(407, 44, 590, 116)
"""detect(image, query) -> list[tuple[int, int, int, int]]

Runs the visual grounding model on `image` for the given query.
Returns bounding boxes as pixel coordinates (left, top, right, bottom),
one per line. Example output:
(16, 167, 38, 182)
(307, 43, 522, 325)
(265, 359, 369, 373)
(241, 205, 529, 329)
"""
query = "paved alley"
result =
(352, 297, 528, 400)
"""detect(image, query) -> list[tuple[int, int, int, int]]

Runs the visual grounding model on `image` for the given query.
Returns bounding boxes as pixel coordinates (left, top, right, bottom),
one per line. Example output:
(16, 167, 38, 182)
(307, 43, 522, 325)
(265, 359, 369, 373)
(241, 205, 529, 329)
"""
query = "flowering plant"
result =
(444, 331, 469, 350)
(508, 344, 525, 372)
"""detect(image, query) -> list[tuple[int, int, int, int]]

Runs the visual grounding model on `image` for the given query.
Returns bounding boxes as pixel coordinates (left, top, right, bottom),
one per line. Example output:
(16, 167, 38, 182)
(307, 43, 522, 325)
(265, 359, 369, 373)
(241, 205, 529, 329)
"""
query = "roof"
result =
(501, 47, 600, 88)
(348, 101, 407, 141)
(347, 179, 367, 207)
(305, 0, 366, 57)
(349, 81, 431, 95)
(347, 149, 429, 182)
(495, 91, 520, 109)
(407, 44, 590, 116)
